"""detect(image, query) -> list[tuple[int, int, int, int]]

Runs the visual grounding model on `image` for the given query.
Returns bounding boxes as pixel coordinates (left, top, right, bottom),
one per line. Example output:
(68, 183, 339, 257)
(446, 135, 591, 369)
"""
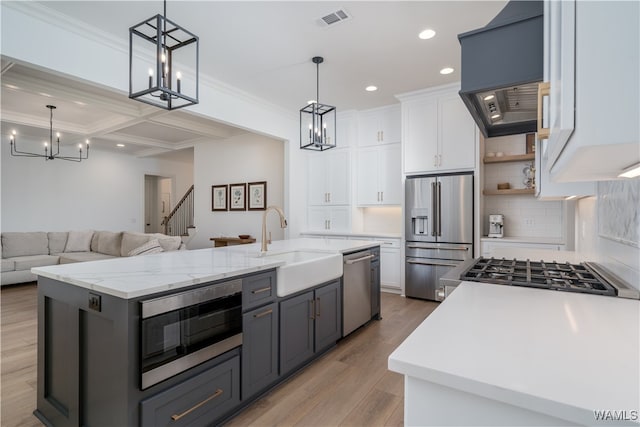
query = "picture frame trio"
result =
(212, 181, 267, 211)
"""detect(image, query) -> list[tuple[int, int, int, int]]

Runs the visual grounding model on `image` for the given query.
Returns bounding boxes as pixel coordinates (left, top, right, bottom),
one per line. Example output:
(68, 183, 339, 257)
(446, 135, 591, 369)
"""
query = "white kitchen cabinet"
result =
(307, 149, 350, 206)
(399, 84, 476, 175)
(379, 240, 401, 292)
(357, 105, 401, 146)
(540, 0, 639, 182)
(307, 207, 351, 232)
(535, 139, 595, 199)
(357, 144, 401, 206)
(336, 111, 357, 148)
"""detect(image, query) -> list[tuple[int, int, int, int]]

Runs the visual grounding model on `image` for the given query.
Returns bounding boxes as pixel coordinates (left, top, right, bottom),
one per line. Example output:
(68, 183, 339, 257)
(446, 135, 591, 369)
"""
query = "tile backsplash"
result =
(483, 195, 563, 239)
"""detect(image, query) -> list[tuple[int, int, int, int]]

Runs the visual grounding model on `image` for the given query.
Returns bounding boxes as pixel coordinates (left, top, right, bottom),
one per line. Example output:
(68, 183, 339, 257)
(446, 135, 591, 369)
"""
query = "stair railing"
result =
(162, 185, 194, 236)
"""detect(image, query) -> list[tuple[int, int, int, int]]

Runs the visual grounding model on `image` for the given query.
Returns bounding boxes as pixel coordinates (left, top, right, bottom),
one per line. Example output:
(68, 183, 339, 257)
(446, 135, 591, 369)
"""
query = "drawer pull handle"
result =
(344, 254, 375, 265)
(171, 388, 223, 421)
(254, 309, 273, 318)
(251, 286, 271, 294)
(407, 245, 468, 251)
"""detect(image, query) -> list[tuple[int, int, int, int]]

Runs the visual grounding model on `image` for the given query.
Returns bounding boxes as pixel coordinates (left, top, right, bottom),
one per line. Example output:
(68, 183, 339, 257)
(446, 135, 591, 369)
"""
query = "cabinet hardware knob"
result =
(537, 82, 551, 140)
(171, 389, 223, 421)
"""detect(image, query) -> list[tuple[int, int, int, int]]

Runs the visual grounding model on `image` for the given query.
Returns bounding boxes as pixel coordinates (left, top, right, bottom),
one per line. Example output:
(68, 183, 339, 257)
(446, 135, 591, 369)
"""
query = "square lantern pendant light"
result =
(300, 56, 336, 151)
(129, 0, 199, 110)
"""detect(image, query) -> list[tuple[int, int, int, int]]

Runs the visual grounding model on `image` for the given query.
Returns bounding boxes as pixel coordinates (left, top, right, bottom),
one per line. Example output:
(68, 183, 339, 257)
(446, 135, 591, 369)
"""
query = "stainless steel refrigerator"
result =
(405, 173, 474, 301)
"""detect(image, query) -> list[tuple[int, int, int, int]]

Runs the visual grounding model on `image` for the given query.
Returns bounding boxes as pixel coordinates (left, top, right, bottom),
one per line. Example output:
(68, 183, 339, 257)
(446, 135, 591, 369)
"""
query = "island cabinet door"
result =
(314, 279, 342, 351)
(241, 302, 279, 400)
(140, 353, 240, 427)
(279, 291, 315, 376)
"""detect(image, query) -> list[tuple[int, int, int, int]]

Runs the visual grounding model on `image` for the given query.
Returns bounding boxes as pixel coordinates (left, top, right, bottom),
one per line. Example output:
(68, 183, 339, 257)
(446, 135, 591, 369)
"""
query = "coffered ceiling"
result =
(1, 1, 506, 158)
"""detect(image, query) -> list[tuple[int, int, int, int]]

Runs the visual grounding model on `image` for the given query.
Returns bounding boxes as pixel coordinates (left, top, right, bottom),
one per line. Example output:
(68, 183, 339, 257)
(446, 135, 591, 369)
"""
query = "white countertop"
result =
(32, 238, 381, 299)
(481, 236, 565, 245)
(388, 281, 640, 425)
(300, 230, 401, 239)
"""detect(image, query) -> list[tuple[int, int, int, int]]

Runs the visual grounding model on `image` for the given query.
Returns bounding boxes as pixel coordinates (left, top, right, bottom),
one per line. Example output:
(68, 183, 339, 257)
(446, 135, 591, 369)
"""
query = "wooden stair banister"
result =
(162, 185, 195, 236)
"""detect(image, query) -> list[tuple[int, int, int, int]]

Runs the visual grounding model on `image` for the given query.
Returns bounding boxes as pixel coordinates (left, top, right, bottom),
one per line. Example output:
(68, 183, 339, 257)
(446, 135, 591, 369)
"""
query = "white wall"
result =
(1, 2, 307, 242)
(191, 133, 284, 249)
(575, 180, 640, 289)
(1, 144, 193, 232)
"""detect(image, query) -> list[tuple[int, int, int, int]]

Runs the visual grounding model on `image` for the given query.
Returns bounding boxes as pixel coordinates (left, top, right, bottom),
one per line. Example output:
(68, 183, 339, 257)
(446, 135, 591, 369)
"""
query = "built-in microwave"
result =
(139, 279, 243, 389)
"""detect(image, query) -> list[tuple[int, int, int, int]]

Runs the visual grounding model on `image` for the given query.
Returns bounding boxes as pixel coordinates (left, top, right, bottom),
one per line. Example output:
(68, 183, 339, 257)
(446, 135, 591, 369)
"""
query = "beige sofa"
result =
(1, 230, 184, 286)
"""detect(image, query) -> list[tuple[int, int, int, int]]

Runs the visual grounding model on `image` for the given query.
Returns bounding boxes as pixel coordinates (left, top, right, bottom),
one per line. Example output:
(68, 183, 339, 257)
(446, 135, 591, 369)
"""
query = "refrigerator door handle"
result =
(431, 182, 437, 236)
(407, 259, 459, 268)
(407, 244, 470, 251)
(437, 181, 442, 237)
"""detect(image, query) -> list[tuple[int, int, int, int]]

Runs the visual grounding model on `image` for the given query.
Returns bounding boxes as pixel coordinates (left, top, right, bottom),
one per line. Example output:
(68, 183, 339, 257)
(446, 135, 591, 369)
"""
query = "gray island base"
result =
(33, 242, 381, 426)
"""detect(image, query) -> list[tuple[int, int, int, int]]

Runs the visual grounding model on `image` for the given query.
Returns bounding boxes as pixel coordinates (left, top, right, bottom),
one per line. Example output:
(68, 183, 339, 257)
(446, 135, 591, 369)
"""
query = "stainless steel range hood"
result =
(458, 1, 543, 138)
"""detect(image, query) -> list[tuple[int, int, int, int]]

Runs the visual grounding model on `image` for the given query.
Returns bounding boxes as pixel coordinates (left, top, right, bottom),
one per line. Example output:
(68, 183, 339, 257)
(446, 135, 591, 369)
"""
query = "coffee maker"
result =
(488, 214, 504, 238)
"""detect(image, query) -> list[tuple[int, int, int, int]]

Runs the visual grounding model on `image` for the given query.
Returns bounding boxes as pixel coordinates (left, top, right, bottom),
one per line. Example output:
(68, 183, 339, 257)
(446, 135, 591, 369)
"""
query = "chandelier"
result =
(9, 105, 89, 162)
(129, 0, 199, 110)
(300, 56, 337, 151)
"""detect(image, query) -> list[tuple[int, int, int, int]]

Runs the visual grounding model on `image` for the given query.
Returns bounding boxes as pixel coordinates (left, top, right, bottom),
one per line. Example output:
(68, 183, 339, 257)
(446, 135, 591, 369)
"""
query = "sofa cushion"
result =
(1, 259, 15, 273)
(59, 252, 116, 264)
(128, 239, 164, 256)
(90, 232, 100, 252)
(1, 232, 49, 258)
(121, 232, 153, 257)
(65, 230, 94, 252)
(12, 254, 60, 271)
(152, 234, 182, 252)
(95, 231, 123, 257)
(48, 232, 69, 255)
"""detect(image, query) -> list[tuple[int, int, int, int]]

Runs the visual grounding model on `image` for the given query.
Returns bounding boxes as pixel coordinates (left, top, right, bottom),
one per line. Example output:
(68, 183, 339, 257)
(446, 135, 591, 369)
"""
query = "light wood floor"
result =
(1, 283, 438, 427)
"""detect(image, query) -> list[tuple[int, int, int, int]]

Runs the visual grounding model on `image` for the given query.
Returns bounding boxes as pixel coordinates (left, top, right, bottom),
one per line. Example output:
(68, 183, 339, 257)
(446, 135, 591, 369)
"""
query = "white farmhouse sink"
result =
(259, 250, 343, 297)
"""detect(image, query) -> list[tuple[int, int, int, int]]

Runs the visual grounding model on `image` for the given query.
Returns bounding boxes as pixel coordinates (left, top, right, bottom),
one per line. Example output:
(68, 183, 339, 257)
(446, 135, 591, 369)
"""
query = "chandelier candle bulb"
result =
(176, 71, 182, 93)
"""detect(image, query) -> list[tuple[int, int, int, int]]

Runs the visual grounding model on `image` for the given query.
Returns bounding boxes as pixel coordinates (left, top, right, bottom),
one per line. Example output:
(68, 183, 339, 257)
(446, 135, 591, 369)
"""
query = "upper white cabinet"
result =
(398, 84, 477, 175)
(540, 0, 639, 181)
(358, 105, 401, 146)
(307, 149, 350, 206)
(357, 144, 401, 206)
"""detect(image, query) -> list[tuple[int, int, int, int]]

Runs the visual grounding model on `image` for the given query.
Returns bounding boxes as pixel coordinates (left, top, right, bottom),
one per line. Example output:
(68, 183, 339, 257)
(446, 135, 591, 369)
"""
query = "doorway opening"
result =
(145, 175, 173, 234)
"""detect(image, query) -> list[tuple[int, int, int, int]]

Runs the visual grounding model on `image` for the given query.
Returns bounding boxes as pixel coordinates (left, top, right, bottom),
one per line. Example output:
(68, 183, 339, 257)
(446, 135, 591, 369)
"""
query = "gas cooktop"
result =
(460, 257, 623, 297)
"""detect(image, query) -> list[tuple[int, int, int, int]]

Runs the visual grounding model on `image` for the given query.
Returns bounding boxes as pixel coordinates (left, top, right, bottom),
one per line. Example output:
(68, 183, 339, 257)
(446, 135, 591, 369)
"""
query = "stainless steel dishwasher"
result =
(343, 250, 374, 336)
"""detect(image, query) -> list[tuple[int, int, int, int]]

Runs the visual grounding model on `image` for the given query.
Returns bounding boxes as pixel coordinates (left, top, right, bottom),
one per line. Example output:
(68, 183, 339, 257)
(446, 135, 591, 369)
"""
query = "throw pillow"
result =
(96, 231, 123, 257)
(64, 230, 94, 253)
(120, 232, 152, 257)
(152, 233, 182, 251)
(127, 239, 164, 256)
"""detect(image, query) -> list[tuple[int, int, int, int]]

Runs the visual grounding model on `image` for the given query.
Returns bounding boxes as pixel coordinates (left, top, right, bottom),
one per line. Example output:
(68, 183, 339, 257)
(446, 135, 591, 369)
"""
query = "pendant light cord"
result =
(316, 61, 320, 104)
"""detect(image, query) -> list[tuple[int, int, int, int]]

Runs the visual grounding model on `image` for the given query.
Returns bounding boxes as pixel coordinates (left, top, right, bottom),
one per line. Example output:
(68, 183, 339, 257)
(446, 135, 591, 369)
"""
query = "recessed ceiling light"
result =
(439, 67, 454, 75)
(117, 143, 125, 147)
(418, 29, 436, 40)
(4, 83, 19, 90)
(491, 114, 501, 119)
(484, 94, 495, 101)
(365, 85, 378, 92)
(74, 101, 87, 106)
(307, 99, 316, 104)
(38, 92, 52, 97)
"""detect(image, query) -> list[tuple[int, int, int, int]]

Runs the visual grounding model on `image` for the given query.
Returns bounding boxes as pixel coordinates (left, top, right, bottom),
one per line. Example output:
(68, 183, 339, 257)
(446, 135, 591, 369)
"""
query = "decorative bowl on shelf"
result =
(238, 234, 251, 239)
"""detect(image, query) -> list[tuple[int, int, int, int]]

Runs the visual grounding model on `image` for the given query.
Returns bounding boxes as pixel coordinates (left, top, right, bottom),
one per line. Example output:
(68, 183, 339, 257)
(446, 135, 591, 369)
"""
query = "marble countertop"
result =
(32, 238, 381, 299)
(388, 281, 640, 425)
(300, 231, 401, 239)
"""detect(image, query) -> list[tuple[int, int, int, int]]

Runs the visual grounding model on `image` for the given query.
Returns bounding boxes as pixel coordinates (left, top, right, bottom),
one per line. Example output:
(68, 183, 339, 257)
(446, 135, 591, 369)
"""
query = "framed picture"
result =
(229, 183, 246, 211)
(248, 181, 267, 211)
(211, 185, 228, 211)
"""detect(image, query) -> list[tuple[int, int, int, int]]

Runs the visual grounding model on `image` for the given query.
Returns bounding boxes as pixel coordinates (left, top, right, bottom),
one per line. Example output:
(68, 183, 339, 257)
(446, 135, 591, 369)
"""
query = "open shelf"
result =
(483, 188, 535, 196)
(483, 153, 535, 164)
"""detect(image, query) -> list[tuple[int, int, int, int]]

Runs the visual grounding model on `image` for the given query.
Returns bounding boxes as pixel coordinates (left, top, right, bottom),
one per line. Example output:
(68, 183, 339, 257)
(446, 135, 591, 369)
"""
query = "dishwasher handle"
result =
(344, 254, 375, 265)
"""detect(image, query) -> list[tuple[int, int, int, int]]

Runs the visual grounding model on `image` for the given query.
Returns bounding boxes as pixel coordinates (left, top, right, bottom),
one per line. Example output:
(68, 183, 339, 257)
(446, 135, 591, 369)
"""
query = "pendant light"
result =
(9, 105, 89, 162)
(300, 56, 336, 151)
(129, 0, 199, 110)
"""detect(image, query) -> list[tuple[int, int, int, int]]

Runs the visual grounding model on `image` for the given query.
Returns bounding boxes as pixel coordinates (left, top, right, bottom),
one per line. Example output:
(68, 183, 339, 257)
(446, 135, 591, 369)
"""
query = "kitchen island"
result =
(31, 238, 381, 427)
(389, 281, 640, 426)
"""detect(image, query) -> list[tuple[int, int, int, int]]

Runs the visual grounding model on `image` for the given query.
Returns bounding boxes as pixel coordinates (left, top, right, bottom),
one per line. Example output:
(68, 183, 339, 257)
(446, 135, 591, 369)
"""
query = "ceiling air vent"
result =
(317, 9, 352, 27)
